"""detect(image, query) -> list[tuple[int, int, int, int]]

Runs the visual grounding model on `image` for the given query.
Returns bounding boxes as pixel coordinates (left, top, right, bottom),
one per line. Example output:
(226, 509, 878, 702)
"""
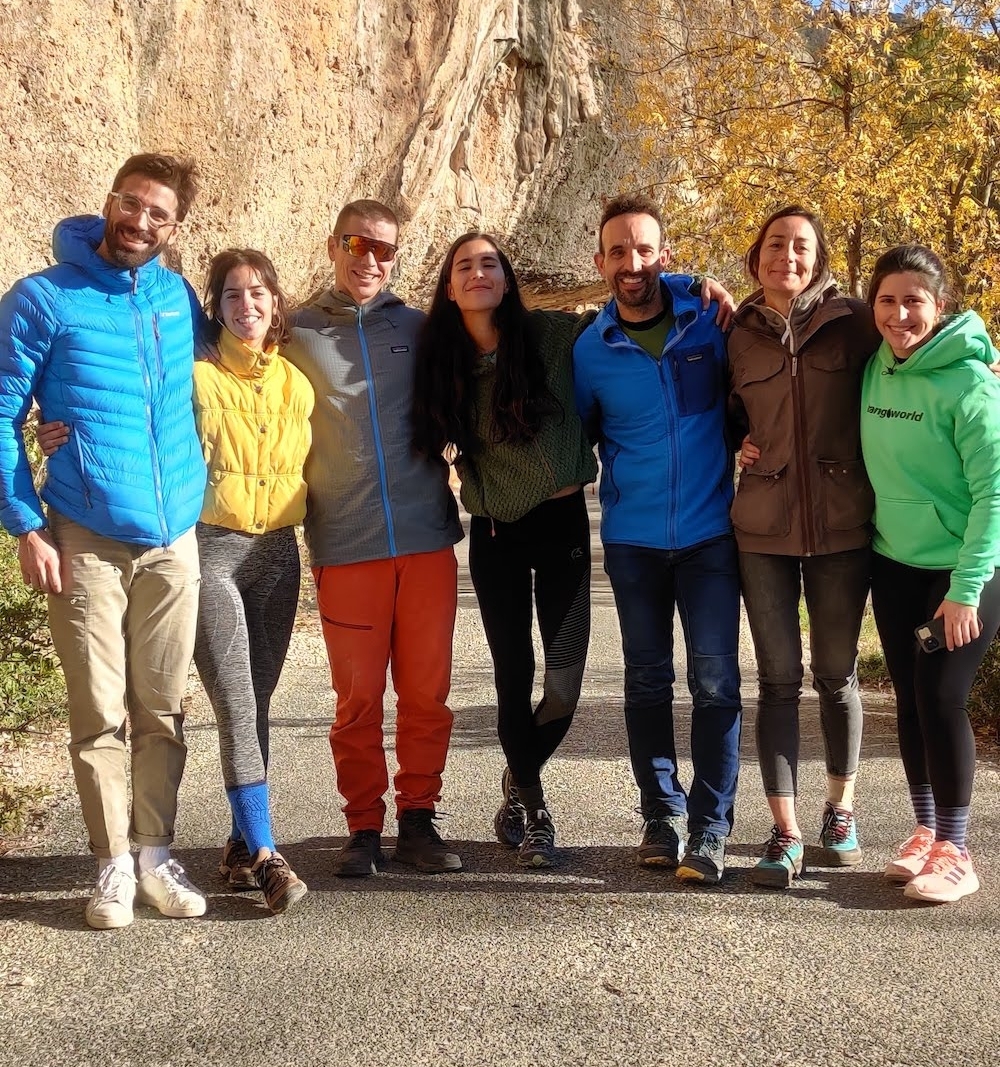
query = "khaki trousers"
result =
(47, 511, 200, 857)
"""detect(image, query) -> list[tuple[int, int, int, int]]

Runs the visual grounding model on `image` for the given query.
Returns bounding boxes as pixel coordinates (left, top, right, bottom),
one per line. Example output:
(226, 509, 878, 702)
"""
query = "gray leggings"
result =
(739, 547, 870, 797)
(193, 523, 300, 788)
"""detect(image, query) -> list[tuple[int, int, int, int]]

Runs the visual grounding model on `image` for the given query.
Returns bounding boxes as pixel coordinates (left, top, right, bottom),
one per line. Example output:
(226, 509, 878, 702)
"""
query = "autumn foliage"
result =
(620, 0, 1000, 327)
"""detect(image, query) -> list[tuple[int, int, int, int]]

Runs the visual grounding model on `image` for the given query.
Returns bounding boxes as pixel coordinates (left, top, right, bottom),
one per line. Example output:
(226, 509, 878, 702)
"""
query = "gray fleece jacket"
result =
(287, 288, 463, 567)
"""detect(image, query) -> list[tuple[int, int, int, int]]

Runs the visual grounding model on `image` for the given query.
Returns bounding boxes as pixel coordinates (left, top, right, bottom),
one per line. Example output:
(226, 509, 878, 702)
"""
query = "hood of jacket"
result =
(871, 310, 997, 376)
(732, 278, 845, 350)
(51, 214, 162, 294)
(593, 273, 701, 345)
(309, 286, 406, 320)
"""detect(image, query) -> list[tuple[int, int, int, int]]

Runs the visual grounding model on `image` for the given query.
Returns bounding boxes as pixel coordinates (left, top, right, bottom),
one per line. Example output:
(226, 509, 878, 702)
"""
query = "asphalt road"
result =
(3, 490, 1000, 1067)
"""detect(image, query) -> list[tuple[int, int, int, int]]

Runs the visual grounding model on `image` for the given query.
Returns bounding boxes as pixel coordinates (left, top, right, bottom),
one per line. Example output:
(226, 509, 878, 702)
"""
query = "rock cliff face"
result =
(0, 0, 640, 303)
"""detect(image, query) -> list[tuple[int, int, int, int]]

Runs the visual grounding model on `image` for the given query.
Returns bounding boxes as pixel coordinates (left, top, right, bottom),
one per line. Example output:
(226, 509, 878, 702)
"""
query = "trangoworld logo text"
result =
(867, 405, 924, 421)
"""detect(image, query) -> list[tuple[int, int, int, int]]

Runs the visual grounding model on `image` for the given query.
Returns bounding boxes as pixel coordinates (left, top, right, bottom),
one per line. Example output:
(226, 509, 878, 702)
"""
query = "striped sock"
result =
(227, 781, 276, 856)
(935, 806, 970, 853)
(909, 786, 936, 831)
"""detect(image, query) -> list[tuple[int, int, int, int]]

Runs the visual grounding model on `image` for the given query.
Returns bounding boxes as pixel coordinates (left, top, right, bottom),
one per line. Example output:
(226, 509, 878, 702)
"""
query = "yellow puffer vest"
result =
(193, 328, 314, 533)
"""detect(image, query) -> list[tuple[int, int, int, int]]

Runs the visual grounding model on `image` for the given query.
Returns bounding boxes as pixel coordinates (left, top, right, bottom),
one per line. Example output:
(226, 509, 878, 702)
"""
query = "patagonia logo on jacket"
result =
(867, 405, 924, 422)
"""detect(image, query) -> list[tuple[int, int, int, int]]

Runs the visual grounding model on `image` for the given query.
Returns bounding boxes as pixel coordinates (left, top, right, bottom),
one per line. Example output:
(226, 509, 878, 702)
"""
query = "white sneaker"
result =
(85, 864, 136, 930)
(136, 859, 207, 918)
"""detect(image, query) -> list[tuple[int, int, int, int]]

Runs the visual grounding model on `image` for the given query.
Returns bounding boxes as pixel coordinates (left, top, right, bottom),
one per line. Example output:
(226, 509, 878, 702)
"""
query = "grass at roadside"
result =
(796, 596, 1000, 746)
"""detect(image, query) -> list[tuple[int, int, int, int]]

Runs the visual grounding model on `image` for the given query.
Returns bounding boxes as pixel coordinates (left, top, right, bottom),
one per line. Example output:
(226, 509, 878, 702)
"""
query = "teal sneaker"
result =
(818, 802, 862, 866)
(750, 826, 805, 889)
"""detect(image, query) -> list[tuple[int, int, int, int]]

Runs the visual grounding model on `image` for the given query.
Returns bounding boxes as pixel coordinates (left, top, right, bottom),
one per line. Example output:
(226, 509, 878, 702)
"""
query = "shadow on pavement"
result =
(0, 837, 946, 931)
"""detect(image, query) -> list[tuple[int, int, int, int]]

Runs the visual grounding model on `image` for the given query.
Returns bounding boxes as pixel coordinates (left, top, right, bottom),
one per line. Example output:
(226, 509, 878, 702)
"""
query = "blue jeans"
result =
(604, 535, 742, 836)
(739, 548, 869, 797)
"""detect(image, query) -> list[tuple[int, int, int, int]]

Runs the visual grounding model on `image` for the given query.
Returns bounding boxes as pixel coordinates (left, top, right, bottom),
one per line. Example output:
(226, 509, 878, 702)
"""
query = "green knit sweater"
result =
(456, 310, 598, 522)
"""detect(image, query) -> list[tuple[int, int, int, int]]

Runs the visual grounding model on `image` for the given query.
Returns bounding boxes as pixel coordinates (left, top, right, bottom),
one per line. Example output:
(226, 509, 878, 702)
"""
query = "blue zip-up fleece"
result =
(0, 215, 206, 546)
(573, 274, 733, 550)
(288, 288, 463, 567)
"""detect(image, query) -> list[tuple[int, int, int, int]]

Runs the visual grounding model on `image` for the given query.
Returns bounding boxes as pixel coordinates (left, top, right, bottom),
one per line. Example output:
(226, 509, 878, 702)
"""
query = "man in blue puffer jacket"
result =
(0, 153, 208, 929)
(574, 193, 742, 886)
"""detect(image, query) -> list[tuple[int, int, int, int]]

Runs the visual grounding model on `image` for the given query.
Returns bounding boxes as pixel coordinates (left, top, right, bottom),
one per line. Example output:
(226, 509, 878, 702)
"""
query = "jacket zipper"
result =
(659, 313, 694, 548)
(130, 272, 168, 545)
(789, 338, 815, 556)
(356, 307, 397, 557)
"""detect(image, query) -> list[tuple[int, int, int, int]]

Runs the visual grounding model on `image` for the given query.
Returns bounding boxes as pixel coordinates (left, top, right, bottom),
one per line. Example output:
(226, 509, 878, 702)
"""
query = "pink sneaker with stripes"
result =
(884, 825, 935, 884)
(903, 840, 980, 903)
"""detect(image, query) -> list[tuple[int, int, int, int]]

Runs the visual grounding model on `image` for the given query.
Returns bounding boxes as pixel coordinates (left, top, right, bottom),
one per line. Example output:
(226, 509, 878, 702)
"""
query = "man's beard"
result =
(611, 268, 660, 312)
(102, 223, 162, 269)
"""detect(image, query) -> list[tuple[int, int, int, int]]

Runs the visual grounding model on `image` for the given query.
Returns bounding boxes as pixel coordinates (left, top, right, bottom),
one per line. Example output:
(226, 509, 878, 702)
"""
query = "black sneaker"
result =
(254, 852, 308, 914)
(395, 809, 463, 873)
(494, 767, 527, 849)
(676, 830, 726, 885)
(637, 811, 687, 868)
(219, 837, 257, 890)
(332, 829, 385, 878)
(518, 808, 556, 868)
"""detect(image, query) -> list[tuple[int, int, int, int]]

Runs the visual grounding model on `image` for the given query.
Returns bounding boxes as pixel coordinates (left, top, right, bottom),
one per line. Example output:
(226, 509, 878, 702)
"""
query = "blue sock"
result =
(909, 786, 936, 831)
(226, 782, 276, 856)
(230, 816, 241, 842)
(935, 805, 970, 853)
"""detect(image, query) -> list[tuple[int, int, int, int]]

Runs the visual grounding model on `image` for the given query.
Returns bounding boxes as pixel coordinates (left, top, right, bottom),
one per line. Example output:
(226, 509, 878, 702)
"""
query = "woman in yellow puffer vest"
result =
(193, 248, 313, 915)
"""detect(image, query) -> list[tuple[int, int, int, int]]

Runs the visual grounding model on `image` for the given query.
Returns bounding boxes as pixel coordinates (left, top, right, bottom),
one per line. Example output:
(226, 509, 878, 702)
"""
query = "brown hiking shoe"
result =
(219, 837, 256, 890)
(253, 852, 308, 914)
(332, 829, 386, 878)
(395, 809, 462, 873)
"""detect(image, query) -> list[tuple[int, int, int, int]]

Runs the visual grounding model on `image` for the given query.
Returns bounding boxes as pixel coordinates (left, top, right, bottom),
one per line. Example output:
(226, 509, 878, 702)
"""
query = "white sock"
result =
(98, 852, 135, 876)
(138, 845, 171, 873)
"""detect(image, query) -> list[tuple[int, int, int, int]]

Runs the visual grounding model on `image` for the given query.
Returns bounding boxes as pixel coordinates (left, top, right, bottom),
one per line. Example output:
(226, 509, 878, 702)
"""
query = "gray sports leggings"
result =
(739, 547, 870, 797)
(193, 523, 300, 788)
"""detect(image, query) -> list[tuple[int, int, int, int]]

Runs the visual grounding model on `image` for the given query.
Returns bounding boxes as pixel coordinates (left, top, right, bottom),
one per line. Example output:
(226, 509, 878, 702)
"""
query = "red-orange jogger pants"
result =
(313, 547, 458, 832)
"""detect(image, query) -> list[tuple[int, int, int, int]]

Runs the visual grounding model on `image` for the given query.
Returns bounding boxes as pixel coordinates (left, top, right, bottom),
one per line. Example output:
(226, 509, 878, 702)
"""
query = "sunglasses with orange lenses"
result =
(339, 234, 397, 263)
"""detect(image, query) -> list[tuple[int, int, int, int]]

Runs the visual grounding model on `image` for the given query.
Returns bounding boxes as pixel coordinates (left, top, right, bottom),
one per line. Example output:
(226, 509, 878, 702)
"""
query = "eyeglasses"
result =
(339, 234, 397, 263)
(108, 192, 178, 229)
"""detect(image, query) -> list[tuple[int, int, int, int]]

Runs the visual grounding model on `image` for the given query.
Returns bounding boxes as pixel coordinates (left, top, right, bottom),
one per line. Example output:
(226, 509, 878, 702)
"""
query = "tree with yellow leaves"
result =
(619, 0, 1000, 327)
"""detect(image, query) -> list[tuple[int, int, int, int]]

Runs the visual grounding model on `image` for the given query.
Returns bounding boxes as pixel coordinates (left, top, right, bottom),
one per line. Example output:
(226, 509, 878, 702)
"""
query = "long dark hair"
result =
(412, 232, 557, 457)
(202, 248, 291, 349)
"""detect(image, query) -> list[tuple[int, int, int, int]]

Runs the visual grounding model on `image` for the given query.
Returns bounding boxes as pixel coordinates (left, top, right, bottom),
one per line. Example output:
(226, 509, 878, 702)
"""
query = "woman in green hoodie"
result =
(862, 243, 1000, 904)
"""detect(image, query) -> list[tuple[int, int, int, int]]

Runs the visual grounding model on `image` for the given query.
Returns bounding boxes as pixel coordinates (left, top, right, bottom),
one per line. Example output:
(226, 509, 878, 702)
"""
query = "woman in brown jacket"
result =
(728, 205, 881, 888)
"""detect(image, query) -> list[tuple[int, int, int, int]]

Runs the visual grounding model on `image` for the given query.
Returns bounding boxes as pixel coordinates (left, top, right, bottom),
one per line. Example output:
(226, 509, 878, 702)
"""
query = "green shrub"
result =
(969, 635, 1000, 742)
(0, 415, 66, 839)
(0, 529, 65, 734)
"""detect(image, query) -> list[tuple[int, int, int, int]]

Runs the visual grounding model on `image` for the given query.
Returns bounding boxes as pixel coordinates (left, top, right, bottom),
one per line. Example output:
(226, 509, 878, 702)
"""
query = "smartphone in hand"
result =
(914, 615, 983, 653)
(915, 618, 946, 653)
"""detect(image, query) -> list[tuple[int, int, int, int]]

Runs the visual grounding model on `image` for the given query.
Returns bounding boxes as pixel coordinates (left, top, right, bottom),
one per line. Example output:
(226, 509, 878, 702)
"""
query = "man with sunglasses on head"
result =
(0, 153, 208, 928)
(287, 199, 464, 877)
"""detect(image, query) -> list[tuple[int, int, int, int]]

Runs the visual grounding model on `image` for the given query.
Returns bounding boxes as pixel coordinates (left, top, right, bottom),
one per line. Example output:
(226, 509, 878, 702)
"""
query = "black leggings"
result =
(469, 491, 591, 791)
(870, 552, 1000, 808)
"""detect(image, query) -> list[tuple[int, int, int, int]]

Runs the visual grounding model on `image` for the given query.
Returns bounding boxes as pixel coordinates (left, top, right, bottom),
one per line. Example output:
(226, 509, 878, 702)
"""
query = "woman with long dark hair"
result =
(412, 232, 597, 868)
